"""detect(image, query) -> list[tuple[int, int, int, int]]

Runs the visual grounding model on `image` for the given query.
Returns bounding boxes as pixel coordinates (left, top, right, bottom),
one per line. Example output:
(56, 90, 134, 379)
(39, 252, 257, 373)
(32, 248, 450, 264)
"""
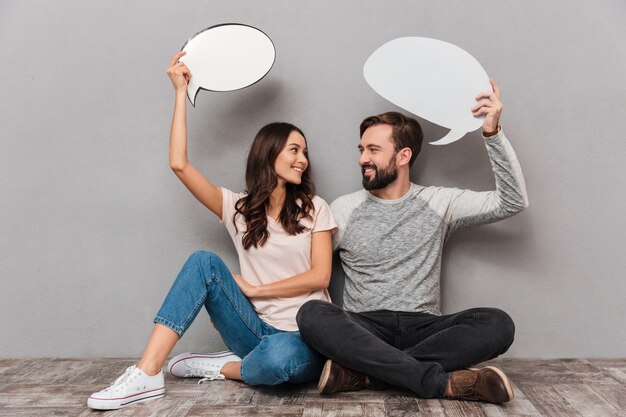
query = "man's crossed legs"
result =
(296, 301, 515, 403)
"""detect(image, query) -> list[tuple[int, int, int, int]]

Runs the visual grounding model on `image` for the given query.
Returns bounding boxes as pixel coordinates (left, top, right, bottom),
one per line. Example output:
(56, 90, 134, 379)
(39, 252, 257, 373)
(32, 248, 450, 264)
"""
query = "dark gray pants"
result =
(296, 301, 515, 398)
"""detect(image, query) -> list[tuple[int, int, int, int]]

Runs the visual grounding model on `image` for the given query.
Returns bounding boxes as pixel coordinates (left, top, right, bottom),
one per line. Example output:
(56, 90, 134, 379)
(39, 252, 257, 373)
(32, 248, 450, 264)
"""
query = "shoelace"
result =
(186, 360, 223, 376)
(187, 360, 225, 385)
(105, 366, 137, 391)
(197, 373, 225, 385)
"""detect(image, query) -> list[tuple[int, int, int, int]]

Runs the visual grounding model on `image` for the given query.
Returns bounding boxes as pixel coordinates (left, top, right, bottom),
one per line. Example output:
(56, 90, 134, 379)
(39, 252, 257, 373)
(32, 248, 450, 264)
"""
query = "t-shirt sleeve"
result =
(220, 187, 245, 236)
(312, 196, 338, 234)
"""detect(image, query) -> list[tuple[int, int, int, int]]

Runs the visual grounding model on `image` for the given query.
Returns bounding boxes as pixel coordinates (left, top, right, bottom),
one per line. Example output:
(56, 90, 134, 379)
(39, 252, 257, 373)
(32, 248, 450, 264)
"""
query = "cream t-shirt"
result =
(220, 187, 337, 331)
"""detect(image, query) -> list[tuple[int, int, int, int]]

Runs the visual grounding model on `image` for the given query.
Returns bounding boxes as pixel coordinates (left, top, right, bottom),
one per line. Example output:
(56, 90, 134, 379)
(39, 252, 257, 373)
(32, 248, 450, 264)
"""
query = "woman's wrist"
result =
(248, 285, 261, 298)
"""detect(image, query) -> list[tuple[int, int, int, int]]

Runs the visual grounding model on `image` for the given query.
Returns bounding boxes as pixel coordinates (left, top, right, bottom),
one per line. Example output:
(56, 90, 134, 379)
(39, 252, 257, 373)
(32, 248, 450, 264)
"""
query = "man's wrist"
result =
(483, 125, 501, 137)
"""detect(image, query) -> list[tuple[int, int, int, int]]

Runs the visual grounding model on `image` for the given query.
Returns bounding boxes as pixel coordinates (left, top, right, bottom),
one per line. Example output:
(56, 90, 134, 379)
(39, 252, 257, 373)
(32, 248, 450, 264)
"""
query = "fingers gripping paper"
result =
(363, 37, 491, 145)
(180, 24, 276, 106)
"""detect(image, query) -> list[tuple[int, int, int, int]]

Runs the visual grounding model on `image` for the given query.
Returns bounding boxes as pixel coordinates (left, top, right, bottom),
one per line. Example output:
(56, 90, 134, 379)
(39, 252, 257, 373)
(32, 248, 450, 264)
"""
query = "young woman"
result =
(87, 51, 336, 410)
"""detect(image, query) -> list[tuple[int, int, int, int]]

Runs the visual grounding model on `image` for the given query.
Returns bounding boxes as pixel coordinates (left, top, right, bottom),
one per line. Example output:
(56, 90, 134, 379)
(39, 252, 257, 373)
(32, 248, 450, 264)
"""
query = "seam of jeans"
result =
(287, 357, 325, 379)
(173, 253, 214, 334)
(239, 360, 249, 384)
(178, 292, 208, 335)
(211, 274, 264, 342)
(153, 316, 184, 337)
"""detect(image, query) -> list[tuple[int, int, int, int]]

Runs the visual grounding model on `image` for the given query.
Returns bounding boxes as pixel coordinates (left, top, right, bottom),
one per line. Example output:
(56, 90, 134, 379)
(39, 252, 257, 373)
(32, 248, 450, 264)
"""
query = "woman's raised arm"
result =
(167, 51, 223, 219)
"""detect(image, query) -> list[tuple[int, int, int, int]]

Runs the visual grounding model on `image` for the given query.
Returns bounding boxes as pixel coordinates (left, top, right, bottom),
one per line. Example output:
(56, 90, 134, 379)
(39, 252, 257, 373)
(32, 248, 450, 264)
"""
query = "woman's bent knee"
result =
(188, 250, 220, 265)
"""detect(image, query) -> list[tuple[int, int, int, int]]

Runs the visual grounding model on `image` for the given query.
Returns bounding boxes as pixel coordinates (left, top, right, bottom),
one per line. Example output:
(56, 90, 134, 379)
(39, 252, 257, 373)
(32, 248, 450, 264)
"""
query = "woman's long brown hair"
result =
(234, 122, 315, 249)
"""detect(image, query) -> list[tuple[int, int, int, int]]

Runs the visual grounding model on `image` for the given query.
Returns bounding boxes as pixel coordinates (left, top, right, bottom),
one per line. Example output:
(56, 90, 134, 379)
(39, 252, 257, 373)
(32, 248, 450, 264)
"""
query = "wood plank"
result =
(480, 381, 542, 417)
(247, 383, 311, 405)
(0, 383, 92, 408)
(0, 358, 136, 385)
(488, 359, 583, 385)
(585, 359, 626, 370)
(186, 404, 304, 416)
(600, 367, 626, 385)
(302, 400, 386, 417)
(515, 384, 581, 417)
(589, 384, 626, 413)
(191, 380, 257, 406)
(561, 359, 622, 385)
(418, 398, 487, 417)
(553, 383, 626, 417)
(0, 408, 84, 417)
(415, 399, 447, 417)
(383, 395, 420, 417)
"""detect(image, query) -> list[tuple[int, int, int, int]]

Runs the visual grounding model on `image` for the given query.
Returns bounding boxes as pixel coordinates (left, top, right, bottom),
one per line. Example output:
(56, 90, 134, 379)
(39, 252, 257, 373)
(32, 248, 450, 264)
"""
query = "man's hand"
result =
(472, 79, 503, 135)
(233, 274, 258, 298)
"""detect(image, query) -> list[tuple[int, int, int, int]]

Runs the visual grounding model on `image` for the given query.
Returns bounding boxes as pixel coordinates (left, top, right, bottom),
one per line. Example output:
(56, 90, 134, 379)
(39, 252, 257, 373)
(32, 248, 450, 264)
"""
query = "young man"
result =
(297, 80, 528, 403)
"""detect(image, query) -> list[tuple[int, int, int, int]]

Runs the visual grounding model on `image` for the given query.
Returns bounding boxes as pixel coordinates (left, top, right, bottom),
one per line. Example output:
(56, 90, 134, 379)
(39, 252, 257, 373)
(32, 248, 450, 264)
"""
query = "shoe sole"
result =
(168, 351, 238, 377)
(87, 388, 165, 410)
(470, 366, 514, 401)
(318, 359, 333, 394)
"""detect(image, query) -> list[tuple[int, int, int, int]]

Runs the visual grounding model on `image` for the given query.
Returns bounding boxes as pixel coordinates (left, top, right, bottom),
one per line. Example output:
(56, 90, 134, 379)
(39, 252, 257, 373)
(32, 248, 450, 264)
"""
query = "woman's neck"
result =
(268, 185, 286, 219)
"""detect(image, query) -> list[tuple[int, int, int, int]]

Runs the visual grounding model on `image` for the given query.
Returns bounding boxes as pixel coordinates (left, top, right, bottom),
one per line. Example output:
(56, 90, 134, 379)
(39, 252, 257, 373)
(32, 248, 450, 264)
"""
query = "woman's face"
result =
(274, 130, 308, 186)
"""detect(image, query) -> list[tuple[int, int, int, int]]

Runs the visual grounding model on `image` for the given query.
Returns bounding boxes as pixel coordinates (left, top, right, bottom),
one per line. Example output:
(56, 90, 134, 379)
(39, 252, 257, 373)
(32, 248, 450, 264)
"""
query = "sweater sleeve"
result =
(440, 129, 529, 239)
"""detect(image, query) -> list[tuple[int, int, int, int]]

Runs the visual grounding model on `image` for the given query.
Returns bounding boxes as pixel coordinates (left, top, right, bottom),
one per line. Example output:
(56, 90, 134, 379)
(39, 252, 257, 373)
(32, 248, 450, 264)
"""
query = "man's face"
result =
(358, 124, 398, 191)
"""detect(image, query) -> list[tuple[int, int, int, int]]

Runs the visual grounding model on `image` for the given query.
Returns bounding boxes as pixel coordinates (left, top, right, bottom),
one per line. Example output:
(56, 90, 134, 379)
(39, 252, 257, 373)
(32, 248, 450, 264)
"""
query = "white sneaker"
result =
(87, 365, 165, 410)
(168, 351, 241, 383)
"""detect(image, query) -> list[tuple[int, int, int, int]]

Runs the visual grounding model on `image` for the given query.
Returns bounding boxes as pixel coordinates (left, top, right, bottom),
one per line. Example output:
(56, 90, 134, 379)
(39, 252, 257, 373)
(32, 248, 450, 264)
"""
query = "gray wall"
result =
(2, 0, 625, 359)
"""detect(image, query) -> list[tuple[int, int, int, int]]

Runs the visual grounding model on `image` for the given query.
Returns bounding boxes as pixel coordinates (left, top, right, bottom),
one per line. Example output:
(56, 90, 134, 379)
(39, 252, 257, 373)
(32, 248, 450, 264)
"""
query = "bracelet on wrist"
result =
(483, 125, 501, 137)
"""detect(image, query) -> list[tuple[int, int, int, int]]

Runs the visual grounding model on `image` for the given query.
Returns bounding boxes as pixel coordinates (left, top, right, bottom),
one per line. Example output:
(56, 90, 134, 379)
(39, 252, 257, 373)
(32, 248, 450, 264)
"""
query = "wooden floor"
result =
(0, 358, 624, 416)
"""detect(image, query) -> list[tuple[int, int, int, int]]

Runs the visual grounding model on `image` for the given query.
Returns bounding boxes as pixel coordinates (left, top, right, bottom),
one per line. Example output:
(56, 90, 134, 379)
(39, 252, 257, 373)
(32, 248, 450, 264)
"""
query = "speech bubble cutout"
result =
(364, 37, 491, 145)
(179, 24, 275, 106)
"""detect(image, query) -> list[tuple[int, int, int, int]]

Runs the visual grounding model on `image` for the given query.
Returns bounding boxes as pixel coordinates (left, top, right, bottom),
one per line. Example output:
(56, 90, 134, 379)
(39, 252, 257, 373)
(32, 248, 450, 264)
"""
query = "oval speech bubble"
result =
(363, 37, 491, 145)
(179, 24, 276, 106)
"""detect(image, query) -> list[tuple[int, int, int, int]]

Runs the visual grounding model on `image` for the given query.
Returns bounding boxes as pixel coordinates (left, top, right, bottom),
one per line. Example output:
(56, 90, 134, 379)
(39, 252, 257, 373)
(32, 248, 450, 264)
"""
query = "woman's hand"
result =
(472, 78, 503, 135)
(233, 274, 259, 298)
(166, 51, 191, 93)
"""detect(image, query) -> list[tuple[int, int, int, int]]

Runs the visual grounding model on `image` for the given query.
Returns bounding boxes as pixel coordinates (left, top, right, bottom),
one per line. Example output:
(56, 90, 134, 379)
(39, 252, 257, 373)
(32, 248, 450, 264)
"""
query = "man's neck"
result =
(369, 177, 411, 200)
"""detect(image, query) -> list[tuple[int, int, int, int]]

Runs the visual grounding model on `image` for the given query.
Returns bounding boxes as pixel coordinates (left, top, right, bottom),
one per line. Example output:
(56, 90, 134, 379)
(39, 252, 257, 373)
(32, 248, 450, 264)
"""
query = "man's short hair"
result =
(359, 112, 423, 167)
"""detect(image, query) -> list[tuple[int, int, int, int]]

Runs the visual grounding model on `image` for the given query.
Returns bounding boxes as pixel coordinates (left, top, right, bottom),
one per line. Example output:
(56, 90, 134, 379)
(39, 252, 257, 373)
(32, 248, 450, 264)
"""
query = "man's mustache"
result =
(361, 163, 377, 174)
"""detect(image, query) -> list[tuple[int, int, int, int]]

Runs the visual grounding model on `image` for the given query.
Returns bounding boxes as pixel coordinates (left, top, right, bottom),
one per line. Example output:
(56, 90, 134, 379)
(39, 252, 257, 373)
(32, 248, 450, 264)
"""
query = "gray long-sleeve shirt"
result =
(331, 130, 529, 314)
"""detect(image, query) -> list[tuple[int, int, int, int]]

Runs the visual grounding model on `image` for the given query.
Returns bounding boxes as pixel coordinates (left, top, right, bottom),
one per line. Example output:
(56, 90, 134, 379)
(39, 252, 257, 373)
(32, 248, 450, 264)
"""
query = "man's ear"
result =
(397, 147, 412, 167)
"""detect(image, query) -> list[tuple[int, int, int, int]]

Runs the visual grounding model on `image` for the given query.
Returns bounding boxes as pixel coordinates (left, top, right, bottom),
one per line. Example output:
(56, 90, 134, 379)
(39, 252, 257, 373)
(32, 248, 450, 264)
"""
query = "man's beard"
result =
(361, 155, 398, 191)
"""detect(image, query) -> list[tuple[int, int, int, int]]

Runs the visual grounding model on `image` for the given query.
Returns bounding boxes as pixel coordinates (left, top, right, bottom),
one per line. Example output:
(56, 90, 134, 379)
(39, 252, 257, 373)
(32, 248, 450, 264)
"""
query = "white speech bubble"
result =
(179, 24, 276, 106)
(363, 37, 492, 145)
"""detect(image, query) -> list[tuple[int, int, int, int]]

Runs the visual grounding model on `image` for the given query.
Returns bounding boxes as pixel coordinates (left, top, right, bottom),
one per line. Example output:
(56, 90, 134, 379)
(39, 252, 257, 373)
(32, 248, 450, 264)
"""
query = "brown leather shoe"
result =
(446, 366, 514, 403)
(318, 359, 369, 394)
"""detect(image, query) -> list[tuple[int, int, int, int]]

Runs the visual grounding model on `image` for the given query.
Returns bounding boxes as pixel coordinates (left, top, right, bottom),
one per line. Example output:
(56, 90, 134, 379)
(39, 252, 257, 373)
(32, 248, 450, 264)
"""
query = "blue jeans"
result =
(154, 251, 324, 385)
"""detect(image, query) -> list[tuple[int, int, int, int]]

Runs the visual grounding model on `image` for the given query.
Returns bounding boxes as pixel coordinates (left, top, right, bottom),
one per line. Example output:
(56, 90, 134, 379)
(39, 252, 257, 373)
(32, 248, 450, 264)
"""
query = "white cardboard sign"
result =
(364, 37, 491, 145)
(179, 24, 275, 106)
